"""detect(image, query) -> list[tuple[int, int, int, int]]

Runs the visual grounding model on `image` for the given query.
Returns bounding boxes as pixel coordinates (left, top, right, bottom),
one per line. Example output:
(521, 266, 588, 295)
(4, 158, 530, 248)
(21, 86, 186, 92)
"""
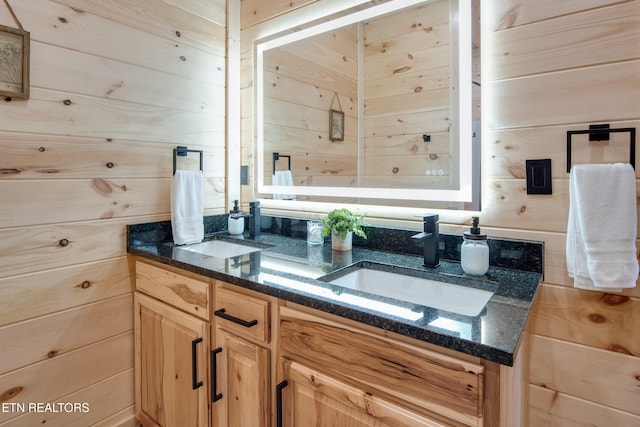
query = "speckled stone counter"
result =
(128, 215, 543, 366)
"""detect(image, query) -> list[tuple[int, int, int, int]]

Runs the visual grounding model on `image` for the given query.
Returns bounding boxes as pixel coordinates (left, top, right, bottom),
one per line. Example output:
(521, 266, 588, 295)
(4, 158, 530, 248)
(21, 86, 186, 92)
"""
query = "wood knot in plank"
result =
(0, 386, 23, 402)
(599, 294, 629, 306)
(587, 313, 608, 324)
(393, 66, 411, 74)
(91, 178, 113, 196)
(168, 283, 207, 308)
(77, 280, 92, 289)
(607, 344, 632, 355)
(508, 163, 525, 179)
(1, 168, 21, 175)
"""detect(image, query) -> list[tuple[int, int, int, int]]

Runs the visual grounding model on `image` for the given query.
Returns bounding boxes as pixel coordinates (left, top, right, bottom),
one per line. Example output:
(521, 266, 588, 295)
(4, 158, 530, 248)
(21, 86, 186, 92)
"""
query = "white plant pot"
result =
(331, 231, 352, 251)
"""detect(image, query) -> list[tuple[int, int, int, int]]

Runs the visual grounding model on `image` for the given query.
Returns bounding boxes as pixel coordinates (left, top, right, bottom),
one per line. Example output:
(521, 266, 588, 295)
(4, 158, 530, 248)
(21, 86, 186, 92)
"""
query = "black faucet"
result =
(249, 201, 261, 238)
(411, 214, 440, 268)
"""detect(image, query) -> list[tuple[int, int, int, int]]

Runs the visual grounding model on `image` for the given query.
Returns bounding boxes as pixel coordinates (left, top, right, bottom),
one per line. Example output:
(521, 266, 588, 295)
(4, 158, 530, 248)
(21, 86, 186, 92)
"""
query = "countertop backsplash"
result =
(128, 213, 543, 275)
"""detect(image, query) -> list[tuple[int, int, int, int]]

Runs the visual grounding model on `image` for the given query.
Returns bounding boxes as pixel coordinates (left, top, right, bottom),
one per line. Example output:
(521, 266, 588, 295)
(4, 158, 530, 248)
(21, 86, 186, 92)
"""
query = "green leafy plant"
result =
(321, 208, 368, 240)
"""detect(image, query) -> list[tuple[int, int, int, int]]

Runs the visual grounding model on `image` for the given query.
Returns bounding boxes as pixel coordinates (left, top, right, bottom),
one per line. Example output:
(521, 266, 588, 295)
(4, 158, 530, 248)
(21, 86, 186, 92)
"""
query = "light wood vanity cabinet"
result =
(134, 261, 212, 427)
(277, 306, 485, 427)
(134, 259, 524, 427)
(212, 286, 272, 427)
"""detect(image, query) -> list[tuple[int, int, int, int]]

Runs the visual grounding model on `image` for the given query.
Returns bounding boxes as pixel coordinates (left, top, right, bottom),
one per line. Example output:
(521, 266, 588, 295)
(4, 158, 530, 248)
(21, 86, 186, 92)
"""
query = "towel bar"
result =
(173, 146, 204, 175)
(272, 152, 291, 174)
(566, 125, 636, 173)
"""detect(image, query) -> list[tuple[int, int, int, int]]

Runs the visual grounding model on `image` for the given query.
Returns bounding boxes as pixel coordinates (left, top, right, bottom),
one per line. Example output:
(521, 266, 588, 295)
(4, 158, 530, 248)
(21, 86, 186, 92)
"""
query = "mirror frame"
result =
(254, 0, 477, 209)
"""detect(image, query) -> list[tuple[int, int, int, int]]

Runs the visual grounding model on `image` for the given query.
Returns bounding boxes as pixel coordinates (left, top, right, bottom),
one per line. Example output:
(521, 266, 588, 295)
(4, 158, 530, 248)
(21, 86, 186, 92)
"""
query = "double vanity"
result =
(128, 215, 542, 427)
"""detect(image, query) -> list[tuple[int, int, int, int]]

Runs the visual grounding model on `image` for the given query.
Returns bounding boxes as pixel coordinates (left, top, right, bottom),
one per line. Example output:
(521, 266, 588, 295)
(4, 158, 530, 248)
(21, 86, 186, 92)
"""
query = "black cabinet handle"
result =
(211, 347, 223, 402)
(191, 337, 203, 390)
(214, 308, 258, 328)
(276, 380, 288, 427)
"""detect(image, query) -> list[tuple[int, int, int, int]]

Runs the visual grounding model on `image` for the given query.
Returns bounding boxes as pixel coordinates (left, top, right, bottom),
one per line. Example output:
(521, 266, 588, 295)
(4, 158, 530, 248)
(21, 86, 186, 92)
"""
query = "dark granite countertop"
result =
(128, 216, 542, 366)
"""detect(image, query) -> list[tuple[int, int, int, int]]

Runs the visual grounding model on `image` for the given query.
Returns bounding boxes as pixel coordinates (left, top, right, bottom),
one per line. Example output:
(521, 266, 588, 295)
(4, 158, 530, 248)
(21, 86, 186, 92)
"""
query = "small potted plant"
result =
(321, 208, 368, 251)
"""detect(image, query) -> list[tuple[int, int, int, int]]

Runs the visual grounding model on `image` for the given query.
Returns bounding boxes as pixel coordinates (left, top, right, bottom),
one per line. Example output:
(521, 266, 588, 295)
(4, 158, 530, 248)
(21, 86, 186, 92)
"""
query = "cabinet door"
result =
(134, 292, 210, 427)
(213, 329, 270, 427)
(279, 360, 447, 427)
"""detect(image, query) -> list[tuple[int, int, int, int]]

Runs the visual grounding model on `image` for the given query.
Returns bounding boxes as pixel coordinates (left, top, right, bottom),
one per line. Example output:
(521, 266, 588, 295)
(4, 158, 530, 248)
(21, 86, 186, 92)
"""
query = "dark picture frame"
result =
(0, 24, 30, 99)
(329, 109, 344, 141)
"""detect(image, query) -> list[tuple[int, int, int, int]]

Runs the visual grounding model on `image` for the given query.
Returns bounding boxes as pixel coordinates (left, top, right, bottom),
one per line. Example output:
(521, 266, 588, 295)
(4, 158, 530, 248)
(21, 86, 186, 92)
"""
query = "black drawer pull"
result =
(211, 347, 223, 402)
(191, 337, 203, 390)
(214, 308, 258, 328)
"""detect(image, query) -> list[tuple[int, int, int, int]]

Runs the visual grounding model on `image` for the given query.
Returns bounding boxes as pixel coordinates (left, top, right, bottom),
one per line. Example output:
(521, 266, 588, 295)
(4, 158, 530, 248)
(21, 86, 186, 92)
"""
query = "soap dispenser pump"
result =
(461, 217, 489, 276)
(228, 200, 244, 235)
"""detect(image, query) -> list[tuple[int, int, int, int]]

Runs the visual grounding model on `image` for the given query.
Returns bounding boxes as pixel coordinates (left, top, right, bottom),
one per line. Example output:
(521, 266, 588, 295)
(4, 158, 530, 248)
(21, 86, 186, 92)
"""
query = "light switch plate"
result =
(526, 159, 552, 194)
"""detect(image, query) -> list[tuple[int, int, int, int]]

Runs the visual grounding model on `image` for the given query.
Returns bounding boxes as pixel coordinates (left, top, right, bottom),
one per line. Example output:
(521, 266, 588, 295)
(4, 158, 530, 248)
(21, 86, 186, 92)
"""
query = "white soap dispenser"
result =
(461, 216, 489, 276)
(228, 200, 244, 235)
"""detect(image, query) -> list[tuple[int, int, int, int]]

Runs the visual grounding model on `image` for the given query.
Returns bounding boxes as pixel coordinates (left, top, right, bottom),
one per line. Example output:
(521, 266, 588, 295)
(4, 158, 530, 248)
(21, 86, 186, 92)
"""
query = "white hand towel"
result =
(171, 170, 204, 245)
(566, 163, 638, 291)
(273, 170, 296, 200)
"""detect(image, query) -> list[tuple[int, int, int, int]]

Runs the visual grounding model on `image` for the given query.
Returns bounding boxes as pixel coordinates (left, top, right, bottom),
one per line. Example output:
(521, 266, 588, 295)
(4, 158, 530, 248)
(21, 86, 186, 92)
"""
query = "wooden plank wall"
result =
(484, 0, 640, 425)
(0, 0, 226, 426)
(241, 0, 640, 425)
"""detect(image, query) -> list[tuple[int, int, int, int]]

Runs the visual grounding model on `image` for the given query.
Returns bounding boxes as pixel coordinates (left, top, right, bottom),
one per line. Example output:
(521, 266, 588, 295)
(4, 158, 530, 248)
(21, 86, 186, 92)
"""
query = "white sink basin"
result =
(328, 267, 494, 317)
(174, 240, 263, 258)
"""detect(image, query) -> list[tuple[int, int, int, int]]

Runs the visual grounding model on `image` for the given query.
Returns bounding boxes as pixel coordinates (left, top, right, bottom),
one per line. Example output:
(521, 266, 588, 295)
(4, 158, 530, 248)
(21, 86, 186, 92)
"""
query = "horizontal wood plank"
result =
(52, 0, 226, 56)
(529, 334, 640, 415)
(529, 283, 640, 356)
(529, 384, 640, 427)
(0, 217, 147, 278)
(9, 0, 224, 83)
(0, 257, 133, 327)
(0, 332, 133, 423)
(1, 89, 224, 145)
(0, 369, 134, 427)
(0, 295, 133, 373)
(0, 132, 225, 180)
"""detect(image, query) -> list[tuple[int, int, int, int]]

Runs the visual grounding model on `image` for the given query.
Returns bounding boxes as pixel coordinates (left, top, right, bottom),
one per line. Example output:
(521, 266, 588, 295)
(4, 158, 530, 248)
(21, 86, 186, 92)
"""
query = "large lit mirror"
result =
(255, 0, 480, 211)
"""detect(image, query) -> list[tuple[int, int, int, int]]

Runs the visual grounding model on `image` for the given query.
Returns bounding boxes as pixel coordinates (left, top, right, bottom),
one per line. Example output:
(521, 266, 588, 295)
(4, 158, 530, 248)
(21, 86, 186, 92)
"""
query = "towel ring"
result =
(272, 152, 291, 174)
(566, 126, 636, 173)
(173, 146, 203, 175)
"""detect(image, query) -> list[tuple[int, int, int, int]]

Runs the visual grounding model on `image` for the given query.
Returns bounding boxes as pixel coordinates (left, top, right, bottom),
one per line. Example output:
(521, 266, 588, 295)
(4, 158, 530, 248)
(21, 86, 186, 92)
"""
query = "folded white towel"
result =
(273, 170, 296, 200)
(566, 163, 638, 291)
(171, 170, 204, 245)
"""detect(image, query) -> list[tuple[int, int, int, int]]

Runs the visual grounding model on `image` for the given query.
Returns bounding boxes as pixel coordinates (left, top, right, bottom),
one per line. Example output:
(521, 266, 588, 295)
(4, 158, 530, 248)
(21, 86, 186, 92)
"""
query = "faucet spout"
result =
(249, 201, 261, 238)
(411, 214, 440, 268)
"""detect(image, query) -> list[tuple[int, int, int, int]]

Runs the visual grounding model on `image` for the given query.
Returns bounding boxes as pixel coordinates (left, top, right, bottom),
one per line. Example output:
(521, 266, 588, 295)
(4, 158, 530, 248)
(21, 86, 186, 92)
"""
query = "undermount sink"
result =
(174, 239, 265, 258)
(324, 264, 496, 317)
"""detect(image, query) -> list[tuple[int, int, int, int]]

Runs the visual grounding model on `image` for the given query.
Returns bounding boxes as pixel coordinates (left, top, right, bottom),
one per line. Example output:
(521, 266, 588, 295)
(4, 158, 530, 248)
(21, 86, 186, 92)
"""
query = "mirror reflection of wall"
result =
(255, 0, 480, 210)
(264, 0, 453, 189)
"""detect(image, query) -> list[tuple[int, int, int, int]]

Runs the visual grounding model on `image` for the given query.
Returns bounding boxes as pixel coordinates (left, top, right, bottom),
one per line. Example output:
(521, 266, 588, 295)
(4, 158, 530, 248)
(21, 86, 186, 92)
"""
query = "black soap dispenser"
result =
(228, 200, 244, 235)
(461, 217, 489, 275)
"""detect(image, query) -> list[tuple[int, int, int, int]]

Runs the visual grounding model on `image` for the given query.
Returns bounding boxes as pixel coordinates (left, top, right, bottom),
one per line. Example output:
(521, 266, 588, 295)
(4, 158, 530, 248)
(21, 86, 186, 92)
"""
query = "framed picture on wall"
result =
(329, 109, 344, 142)
(0, 24, 30, 99)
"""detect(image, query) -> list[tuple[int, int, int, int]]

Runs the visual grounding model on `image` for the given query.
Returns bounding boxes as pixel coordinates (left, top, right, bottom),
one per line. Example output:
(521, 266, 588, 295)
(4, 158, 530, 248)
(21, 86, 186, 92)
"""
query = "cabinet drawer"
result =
(279, 307, 484, 426)
(135, 261, 211, 320)
(214, 286, 270, 343)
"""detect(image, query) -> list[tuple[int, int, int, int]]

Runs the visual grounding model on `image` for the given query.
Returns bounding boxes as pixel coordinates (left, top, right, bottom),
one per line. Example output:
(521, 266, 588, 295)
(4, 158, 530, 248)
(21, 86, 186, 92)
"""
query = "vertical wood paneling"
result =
(0, 0, 226, 425)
